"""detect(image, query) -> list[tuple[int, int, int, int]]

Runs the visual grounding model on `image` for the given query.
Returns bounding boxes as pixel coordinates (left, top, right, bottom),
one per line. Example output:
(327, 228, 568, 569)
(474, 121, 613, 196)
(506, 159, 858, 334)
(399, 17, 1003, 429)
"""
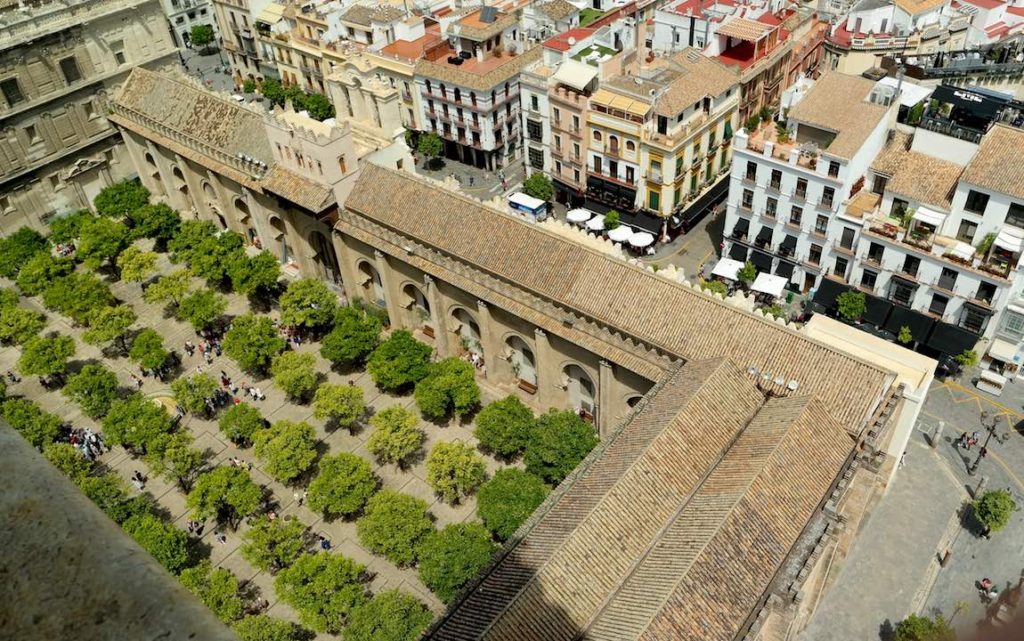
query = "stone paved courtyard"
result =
(1, 249, 519, 638)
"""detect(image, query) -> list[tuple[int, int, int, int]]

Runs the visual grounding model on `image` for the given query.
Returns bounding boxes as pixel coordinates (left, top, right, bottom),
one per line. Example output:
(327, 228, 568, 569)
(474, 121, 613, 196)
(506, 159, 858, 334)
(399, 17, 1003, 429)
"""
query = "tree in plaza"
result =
(129, 328, 170, 371)
(837, 290, 866, 322)
(16, 252, 74, 296)
(218, 402, 266, 446)
(365, 405, 424, 467)
(474, 395, 536, 460)
(0, 227, 48, 277)
(306, 452, 377, 520)
(259, 79, 284, 105)
(240, 515, 309, 573)
(223, 314, 285, 374)
(62, 363, 120, 419)
(416, 522, 496, 603)
(367, 330, 432, 392)
(179, 560, 245, 623)
(273, 552, 368, 633)
(128, 203, 181, 246)
(144, 269, 192, 307)
(41, 272, 114, 325)
(233, 615, 305, 641)
(417, 132, 443, 168)
(176, 289, 227, 332)
(300, 92, 336, 121)
(522, 172, 554, 202)
(146, 431, 207, 492)
(83, 304, 137, 354)
(117, 247, 158, 283)
(93, 179, 150, 218)
(892, 613, 955, 641)
(228, 250, 281, 297)
(414, 357, 480, 420)
(18, 334, 75, 379)
(736, 261, 757, 286)
(343, 589, 433, 641)
(524, 409, 599, 485)
(43, 442, 94, 480)
(271, 351, 320, 402)
(78, 473, 153, 524)
(312, 383, 365, 431)
(356, 490, 434, 566)
(320, 306, 381, 367)
(122, 513, 192, 574)
(190, 24, 216, 52)
(48, 209, 93, 245)
(188, 233, 245, 286)
(171, 373, 220, 415)
(101, 393, 174, 454)
(973, 488, 1017, 535)
(77, 215, 130, 271)
(604, 210, 621, 231)
(187, 465, 263, 528)
(0, 305, 47, 345)
(252, 419, 318, 483)
(476, 468, 549, 540)
(279, 278, 338, 332)
(955, 349, 979, 368)
(168, 220, 218, 264)
(2, 398, 62, 448)
(425, 440, 487, 504)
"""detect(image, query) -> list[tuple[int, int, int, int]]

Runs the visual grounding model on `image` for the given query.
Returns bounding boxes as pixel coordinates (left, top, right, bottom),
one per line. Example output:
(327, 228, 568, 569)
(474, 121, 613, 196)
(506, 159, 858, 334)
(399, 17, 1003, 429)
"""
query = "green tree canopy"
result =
(188, 233, 245, 285)
(271, 351, 319, 402)
(62, 363, 120, 418)
(252, 419, 318, 483)
(604, 210, 621, 230)
(224, 314, 285, 373)
(476, 468, 549, 540)
(260, 78, 286, 105)
(18, 334, 75, 378)
(837, 290, 866, 322)
(117, 247, 158, 283)
(417, 523, 496, 603)
(893, 613, 955, 641)
(101, 393, 173, 453)
(0, 227, 48, 277)
(144, 269, 192, 306)
(274, 552, 367, 633)
(522, 172, 553, 202)
(129, 328, 170, 371)
(2, 398, 62, 448)
(171, 373, 219, 415)
(122, 513, 192, 574)
(190, 23, 216, 48)
(973, 488, 1016, 534)
(417, 132, 443, 160)
(41, 272, 114, 324)
(187, 465, 263, 527)
(474, 395, 535, 459)
(233, 615, 305, 641)
(0, 287, 20, 309)
(228, 250, 281, 296)
(78, 473, 153, 524)
(128, 203, 181, 244)
(179, 560, 245, 623)
(312, 383, 365, 431)
(93, 179, 150, 218)
(298, 91, 335, 121)
(219, 402, 266, 446)
(279, 279, 337, 331)
(77, 216, 130, 271)
(83, 304, 137, 353)
(366, 405, 424, 467)
(145, 430, 206, 492)
(43, 442, 94, 480)
(356, 489, 434, 567)
(0, 305, 47, 345)
(169, 220, 218, 264)
(737, 261, 757, 285)
(320, 306, 381, 367)
(240, 515, 308, 573)
(48, 209, 93, 245)
(414, 358, 480, 420)
(425, 440, 487, 504)
(306, 452, 377, 520)
(343, 590, 433, 641)
(176, 289, 227, 332)
(367, 330, 432, 392)
(16, 252, 74, 296)
(524, 409, 598, 485)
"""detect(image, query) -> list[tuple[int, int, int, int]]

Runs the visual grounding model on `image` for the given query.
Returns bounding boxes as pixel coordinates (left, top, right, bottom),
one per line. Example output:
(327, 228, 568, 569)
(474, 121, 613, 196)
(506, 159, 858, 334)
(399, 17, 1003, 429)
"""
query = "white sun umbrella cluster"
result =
(566, 208, 593, 224)
(586, 215, 606, 231)
(607, 226, 634, 243)
(629, 232, 655, 248)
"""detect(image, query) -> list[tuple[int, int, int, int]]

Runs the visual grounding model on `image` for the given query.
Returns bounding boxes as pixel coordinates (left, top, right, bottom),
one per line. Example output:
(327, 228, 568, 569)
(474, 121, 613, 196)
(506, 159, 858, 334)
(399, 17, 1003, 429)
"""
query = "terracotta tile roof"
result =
(344, 165, 894, 433)
(788, 72, 889, 160)
(260, 164, 335, 213)
(423, 361, 854, 641)
(895, 0, 948, 13)
(543, 27, 596, 51)
(537, 0, 578, 20)
(454, 9, 518, 41)
(716, 16, 774, 41)
(871, 131, 962, 209)
(414, 46, 542, 91)
(961, 124, 1024, 201)
(651, 49, 740, 118)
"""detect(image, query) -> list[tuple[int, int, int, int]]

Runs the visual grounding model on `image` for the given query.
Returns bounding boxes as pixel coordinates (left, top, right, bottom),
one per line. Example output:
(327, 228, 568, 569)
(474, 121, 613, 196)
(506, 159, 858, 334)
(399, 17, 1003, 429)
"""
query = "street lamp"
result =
(968, 410, 1001, 476)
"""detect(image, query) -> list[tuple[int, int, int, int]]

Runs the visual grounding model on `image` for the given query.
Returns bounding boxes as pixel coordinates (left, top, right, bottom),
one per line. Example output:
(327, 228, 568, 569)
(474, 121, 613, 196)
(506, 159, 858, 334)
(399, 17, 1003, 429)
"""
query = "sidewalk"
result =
(799, 438, 966, 641)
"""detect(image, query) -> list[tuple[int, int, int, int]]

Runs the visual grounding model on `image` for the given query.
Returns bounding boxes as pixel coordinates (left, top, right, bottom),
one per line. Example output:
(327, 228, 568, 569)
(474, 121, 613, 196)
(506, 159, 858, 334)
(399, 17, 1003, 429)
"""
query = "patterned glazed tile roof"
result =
(961, 124, 1024, 201)
(260, 164, 335, 213)
(788, 72, 890, 160)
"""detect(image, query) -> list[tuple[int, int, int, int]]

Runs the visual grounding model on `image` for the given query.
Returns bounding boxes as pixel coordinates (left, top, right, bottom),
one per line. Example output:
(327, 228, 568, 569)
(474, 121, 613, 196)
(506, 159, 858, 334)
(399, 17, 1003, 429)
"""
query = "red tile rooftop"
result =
(960, 0, 1003, 9)
(379, 33, 443, 60)
(716, 32, 789, 69)
(543, 27, 596, 51)
(422, 43, 517, 75)
(668, 0, 736, 15)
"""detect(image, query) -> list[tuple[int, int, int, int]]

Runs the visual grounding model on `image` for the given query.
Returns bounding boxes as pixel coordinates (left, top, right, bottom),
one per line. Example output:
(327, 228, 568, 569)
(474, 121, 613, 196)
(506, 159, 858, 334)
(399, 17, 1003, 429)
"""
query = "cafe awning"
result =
(750, 250, 773, 272)
(780, 235, 797, 253)
(732, 217, 750, 238)
(712, 258, 744, 280)
(863, 294, 893, 327)
(813, 278, 849, 310)
(751, 273, 787, 297)
(926, 321, 979, 356)
(931, 84, 1007, 120)
(775, 260, 795, 279)
(994, 227, 1024, 253)
(950, 241, 975, 261)
(988, 337, 1021, 363)
(912, 206, 946, 228)
(756, 226, 773, 245)
(552, 59, 599, 92)
(729, 243, 748, 261)
(884, 304, 935, 342)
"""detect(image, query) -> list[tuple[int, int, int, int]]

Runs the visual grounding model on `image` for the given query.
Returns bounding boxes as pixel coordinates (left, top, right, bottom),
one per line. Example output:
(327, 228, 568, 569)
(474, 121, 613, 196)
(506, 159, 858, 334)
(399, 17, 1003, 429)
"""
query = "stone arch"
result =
(234, 197, 251, 223)
(309, 230, 341, 285)
(356, 259, 385, 306)
(561, 362, 596, 418)
(449, 306, 481, 355)
(401, 281, 430, 329)
(268, 215, 292, 264)
(625, 394, 643, 408)
(504, 333, 537, 386)
(202, 180, 216, 204)
(144, 151, 165, 196)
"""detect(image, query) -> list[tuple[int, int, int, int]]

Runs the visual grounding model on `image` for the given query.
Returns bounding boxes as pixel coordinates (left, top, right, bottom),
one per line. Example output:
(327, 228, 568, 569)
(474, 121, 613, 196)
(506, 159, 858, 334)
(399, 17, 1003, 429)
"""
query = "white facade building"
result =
(162, 0, 219, 48)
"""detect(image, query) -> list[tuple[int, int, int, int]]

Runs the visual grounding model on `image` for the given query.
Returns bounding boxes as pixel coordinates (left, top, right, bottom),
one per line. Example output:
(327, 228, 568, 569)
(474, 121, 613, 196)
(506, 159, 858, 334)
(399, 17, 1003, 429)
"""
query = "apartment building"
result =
(214, 0, 279, 87)
(0, 0, 179, 234)
(414, 7, 539, 170)
(161, 0, 218, 48)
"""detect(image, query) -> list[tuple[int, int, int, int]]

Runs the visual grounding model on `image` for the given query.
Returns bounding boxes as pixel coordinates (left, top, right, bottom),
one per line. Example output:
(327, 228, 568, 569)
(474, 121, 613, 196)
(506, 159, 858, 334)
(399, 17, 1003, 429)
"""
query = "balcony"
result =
(605, 145, 621, 158)
(745, 121, 819, 171)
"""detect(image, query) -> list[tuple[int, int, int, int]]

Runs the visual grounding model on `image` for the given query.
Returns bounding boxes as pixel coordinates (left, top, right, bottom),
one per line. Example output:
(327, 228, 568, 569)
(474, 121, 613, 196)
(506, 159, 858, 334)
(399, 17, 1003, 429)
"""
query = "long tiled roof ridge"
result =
(961, 123, 1024, 202)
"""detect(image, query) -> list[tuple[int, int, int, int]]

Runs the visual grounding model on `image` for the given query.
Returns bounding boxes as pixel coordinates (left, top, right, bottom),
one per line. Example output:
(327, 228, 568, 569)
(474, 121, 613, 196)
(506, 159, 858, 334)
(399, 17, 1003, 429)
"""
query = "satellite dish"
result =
(787, 380, 800, 391)
(774, 376, 785, 386)
(568, 37, 576, 45)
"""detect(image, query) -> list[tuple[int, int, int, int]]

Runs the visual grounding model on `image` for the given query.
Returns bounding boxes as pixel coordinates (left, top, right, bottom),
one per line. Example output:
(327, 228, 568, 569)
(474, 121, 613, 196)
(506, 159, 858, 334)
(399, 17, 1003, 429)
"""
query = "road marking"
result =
(940, 380, 1024, 419)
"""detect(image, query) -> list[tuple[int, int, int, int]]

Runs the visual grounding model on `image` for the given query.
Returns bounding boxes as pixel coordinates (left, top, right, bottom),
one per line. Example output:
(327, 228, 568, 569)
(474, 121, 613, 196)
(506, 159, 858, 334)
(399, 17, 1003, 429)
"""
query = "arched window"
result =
(593, 130, 602, 142)
(564, 364, 595, 417)
(626, 140, 636, 152)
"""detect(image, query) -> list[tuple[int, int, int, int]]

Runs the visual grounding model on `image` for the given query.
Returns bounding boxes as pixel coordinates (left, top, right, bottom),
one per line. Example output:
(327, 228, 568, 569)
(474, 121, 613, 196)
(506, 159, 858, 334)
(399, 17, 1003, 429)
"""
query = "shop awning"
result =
(988, 338, 1021, 363)
(863, 294, 893, 327)
(912, 206, 946, 228)
(729, 243, 748, 261)
(994, 228, 1024, 253)
(751, 273, 787, 297)
(950, 241, 975, 261)
(712, 258, 744, 280)
(732, 217, 750, 238)
(775, 260, 795, 279)
(676, 177, 729, 233)
(756, 226, 773, 245)
(780, 234, 797, 253)
(552, 59, 599, 92)
(931, 84, 1007, 120)
(926, 321, 980, 356)
(884, 305, 935, 342)
(750, 250, 773, 272)
(813, 278, 849, 310)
